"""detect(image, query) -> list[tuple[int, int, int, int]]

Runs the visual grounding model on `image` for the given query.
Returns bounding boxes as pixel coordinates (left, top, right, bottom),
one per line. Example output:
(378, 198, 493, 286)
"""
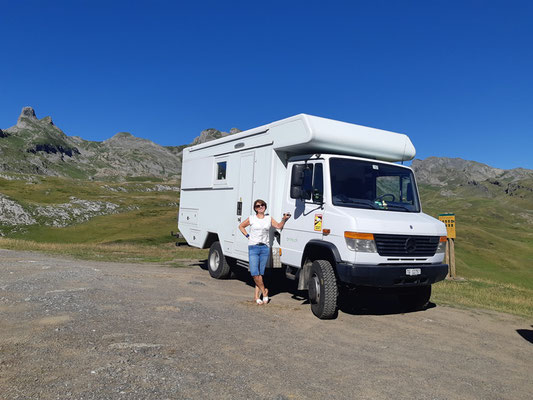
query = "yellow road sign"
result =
(439, 213, 456, 239)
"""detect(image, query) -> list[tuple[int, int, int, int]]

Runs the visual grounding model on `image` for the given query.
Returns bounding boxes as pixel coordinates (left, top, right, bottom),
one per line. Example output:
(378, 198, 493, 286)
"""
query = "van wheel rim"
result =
(210, 251, 220, 271)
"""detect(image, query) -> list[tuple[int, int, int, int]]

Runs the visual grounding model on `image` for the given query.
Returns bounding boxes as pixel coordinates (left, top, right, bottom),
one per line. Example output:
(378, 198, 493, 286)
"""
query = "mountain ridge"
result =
(1, 107, 531, 183)
(0, 107, 243, 180)
(0, 108, 177, 179)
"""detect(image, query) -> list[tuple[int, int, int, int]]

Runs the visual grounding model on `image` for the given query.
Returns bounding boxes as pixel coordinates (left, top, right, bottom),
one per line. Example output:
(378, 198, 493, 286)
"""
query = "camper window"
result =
(216, 161, 227, 181)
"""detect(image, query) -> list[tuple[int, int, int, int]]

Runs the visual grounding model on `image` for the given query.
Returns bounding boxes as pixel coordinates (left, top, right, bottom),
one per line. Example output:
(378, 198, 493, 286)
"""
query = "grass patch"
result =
(433, 278, 533, 319)
(0, 237, 208, 265)
(420, 183, 533, 292)
(9, 208, 179, 245)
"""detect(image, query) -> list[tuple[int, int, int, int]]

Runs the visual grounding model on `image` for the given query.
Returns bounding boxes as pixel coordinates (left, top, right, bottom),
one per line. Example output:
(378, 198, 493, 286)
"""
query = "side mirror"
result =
(291, 164, 305, 186)
(290, 186, 303, 199)
(290, 164, 305, 199)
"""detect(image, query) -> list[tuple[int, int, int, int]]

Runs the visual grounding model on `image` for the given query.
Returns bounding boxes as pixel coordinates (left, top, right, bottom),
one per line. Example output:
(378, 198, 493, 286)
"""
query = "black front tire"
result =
(398, 285, 431, 311)
(208, 241, 231, 279)
(308, 260, 338, 319)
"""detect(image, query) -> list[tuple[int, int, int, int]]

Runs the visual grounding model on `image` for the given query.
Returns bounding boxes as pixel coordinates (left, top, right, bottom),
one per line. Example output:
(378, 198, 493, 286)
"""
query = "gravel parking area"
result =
(1, 248, 532, 399)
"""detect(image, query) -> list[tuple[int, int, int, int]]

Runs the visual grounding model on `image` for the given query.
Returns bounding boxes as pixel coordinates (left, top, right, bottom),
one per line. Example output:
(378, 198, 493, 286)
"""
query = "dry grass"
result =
(433, 278, 533, 319)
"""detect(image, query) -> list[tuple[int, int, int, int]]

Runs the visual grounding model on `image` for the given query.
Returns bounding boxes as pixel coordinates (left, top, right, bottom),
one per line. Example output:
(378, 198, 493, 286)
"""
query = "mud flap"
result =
(298, 260, 312, 291)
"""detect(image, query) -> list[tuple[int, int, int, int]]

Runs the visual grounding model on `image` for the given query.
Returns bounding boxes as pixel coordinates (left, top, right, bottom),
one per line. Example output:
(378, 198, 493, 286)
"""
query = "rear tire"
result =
(208, 241, 231, 279)
(398, 285, 431, 311)
(308, 260, 338, 319)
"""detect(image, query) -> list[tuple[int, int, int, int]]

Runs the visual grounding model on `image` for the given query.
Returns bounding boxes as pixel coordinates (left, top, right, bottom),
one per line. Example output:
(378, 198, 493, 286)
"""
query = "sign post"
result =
(439, 213, 456, 278)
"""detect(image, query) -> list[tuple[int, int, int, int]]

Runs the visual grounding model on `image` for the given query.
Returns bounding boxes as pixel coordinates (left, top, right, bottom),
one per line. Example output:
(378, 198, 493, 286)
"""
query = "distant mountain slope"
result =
(411, 157, 532, 187)
(0, 107, 240, 180)
(411, 157, 533, 202)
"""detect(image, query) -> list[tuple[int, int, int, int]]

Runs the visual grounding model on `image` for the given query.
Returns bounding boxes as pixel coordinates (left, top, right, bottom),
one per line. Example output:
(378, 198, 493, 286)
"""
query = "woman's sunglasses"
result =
(254, 204, 266, 208)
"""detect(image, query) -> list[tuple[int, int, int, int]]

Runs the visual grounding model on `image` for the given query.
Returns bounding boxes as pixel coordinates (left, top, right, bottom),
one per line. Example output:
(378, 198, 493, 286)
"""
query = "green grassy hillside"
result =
(418, 180, 533, 319)
(420, 183, 533, 290)
(0, 175, 206, 264)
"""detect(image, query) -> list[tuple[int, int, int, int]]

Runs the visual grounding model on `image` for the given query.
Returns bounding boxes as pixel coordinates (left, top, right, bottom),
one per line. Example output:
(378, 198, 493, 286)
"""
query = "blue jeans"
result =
(248, 244, 270, 277)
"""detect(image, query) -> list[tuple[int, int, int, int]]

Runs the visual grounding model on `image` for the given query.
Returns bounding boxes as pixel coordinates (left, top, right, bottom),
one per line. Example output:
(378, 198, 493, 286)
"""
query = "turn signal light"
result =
(439, 236, 447, 242)
(344, 232, 374, 240)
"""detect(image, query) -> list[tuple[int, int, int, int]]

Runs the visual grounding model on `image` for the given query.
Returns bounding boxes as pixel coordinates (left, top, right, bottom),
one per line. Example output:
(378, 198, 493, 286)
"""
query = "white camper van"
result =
(178, 114, 448, 319)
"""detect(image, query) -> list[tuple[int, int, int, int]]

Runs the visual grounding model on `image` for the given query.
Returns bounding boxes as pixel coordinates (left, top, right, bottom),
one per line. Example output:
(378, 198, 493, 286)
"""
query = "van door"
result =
(281, 160, 325, 267)
(234, 151, 255, 258)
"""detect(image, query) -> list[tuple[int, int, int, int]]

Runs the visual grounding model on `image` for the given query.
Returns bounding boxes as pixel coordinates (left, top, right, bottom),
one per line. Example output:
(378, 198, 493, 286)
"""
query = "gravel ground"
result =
(0, 248, 532, 400)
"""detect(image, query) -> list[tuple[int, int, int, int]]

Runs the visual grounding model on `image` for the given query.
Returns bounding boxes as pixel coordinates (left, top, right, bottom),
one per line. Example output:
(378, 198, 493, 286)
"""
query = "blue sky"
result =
(1, 0, 532, 169)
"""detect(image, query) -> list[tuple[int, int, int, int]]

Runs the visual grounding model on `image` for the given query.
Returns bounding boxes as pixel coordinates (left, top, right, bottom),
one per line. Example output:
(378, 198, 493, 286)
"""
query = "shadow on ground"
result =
(516, 326, 533, 344)
(337, 289, 436, 316)
(196, 259, 208, 270)
(201, 263, 437, 317)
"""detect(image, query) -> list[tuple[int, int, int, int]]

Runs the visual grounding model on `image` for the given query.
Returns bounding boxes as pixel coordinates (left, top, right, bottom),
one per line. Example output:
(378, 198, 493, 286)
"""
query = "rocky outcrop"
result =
(27, 143, 80, 157)
(34, 197, 120, 227)
(0, 194, 121, 230)
(40, 116, 54, 126)
(16, 106, 38, 129)
(0, 194, 36, 226)
(191, 127, 241, 146)
(191, 129, 228, 145)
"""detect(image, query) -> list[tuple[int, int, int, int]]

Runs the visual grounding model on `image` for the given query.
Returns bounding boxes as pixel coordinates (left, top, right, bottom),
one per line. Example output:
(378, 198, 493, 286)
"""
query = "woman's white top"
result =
(248, 215, 271, 245)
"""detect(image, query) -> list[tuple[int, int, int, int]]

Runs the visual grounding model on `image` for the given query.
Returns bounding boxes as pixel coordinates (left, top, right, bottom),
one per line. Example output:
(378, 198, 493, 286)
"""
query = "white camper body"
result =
(178, 114, 448, 319)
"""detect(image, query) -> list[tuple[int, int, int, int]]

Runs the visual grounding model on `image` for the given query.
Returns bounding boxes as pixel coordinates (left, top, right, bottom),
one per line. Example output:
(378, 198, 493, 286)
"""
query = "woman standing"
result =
(238, 199, 291, 305)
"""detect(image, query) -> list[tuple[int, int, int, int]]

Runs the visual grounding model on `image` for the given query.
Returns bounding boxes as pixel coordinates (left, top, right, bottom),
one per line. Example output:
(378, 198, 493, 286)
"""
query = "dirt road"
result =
(1, 248, 531, 399)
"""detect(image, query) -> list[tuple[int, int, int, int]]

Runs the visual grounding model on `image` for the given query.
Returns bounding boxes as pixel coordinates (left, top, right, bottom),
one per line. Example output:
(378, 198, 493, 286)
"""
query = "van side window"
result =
(312, 163, 323, 203)
(302, 164, 314, 200)
(216, 161, 227, 180)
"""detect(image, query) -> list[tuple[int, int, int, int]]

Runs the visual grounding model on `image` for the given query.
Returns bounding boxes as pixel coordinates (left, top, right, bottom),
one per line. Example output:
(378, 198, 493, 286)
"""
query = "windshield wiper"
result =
(335, 199, 376, 209)
(384, 204, 411, 211)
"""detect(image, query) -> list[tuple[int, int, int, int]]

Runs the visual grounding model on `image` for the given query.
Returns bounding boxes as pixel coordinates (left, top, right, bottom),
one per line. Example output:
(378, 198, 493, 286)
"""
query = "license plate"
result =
(406, 268, 421, 276)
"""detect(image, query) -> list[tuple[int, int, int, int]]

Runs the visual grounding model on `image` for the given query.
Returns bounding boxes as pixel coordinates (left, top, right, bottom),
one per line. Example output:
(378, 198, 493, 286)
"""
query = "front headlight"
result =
(436, 236, 447, 253)
(344, 232, 377, 253)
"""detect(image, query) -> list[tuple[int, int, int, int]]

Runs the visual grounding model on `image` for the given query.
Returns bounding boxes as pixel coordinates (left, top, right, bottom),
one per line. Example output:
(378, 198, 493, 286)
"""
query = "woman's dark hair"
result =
(253, 199, 267, 214)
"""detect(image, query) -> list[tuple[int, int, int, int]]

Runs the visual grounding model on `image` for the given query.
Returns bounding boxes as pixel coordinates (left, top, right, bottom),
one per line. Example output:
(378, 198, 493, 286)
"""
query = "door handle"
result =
(237, 217, 241, 222)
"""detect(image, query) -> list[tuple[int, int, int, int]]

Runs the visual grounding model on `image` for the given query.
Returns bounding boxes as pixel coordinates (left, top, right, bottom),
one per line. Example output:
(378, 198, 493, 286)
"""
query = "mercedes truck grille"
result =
(373, 234, 440, 257)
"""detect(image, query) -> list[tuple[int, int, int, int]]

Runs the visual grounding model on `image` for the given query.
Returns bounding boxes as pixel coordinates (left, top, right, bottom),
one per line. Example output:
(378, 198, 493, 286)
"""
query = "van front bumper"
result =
(336, 262, 448, 287)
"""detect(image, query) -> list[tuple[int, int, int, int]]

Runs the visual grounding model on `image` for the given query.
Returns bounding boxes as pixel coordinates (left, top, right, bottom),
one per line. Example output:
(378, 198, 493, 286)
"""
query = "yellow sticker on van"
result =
(314, 214, 323, 231)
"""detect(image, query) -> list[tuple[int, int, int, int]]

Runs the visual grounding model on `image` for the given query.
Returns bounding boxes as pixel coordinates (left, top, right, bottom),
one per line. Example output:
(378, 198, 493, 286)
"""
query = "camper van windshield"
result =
(330, 158, 420, 212)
